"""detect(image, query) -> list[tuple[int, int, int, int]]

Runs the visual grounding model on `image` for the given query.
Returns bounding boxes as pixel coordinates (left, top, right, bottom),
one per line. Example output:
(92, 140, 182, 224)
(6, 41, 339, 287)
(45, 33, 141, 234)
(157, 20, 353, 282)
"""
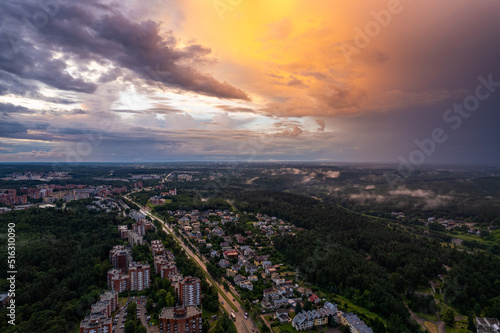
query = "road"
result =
(125, 197, 259, 333)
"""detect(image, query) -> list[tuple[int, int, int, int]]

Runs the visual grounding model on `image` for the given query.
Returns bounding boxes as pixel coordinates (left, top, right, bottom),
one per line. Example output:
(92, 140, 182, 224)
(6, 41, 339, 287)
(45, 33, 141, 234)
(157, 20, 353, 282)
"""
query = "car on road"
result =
(233, 298, 235, 302)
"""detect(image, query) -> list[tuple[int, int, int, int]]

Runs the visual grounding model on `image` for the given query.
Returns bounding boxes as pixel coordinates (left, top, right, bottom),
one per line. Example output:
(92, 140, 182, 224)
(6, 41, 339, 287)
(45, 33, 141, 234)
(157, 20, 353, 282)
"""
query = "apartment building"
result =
(109, 245, 130, 273)
(79, 314, 112, 333)
(129, 262, 150, 291)
(107, 268, 129, 293)
(175, 276, 201, 306)
(159, 306, 202, 333)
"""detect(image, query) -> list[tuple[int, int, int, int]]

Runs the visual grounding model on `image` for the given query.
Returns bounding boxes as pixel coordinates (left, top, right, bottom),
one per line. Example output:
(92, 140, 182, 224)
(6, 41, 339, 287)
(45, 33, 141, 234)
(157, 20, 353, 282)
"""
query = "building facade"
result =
(79, 314, 112, 333)
(129, 262, 150, 291)
(175, 277, 201, 306)
(159, 306, 202, 333)
(109, 245, 130, 273)
(476, 317, 500, 333)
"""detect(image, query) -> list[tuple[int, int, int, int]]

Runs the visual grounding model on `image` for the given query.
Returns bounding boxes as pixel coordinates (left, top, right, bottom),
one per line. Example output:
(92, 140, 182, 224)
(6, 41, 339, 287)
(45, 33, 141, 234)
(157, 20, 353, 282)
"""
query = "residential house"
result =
(235, 234, 246, 244)
(272, 298, 290, 308)
(276, 309, 291, 324)
(341, 312, 373, 333)
(476, 317, 500, 333)
(218, 259, 230, 269)
(223, 250, 238, 260)
(297, 287, 312, 297)
(263, 288, 280, 299)
(254, 256, 266, 266)
(262, 260, 273, 269)
(248, 275, 258, 282)
(226, 269, 238, 277)
(309, 294, 321, 304)
(245, 264, 258, 275)
(273, 276, 286, 286)
(233, 274, 246, 285)
(292, 312, 313, 331)
(265, 266, 277, 275)
(292, 302, 338, 331)
(240, 280, 254, 291)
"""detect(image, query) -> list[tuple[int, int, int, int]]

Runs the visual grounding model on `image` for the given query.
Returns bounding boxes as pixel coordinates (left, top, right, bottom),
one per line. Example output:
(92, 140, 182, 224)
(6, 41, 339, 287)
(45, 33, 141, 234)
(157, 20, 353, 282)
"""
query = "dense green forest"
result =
(234, 190, 500, 332)
(0, 202, 122, 332)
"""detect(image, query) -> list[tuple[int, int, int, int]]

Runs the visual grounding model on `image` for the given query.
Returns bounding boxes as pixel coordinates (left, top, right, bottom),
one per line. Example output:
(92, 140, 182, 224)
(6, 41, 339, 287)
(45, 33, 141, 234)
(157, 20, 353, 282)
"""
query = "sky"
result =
(0, 0, 499, 165)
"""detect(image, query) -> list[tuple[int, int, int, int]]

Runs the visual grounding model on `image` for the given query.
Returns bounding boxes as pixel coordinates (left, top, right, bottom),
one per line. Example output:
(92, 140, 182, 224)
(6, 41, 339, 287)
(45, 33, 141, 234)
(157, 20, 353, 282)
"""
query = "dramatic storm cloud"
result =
(0, 0, 499, 164)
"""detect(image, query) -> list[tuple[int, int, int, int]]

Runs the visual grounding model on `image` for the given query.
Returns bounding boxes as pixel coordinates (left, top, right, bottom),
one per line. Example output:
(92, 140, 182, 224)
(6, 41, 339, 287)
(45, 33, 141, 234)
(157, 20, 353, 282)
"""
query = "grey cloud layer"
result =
(0, 0, 249, 100)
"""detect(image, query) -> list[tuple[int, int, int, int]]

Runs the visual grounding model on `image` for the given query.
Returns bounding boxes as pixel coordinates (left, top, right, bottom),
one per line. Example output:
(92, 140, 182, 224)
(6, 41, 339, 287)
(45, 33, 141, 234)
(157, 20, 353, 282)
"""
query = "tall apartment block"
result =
(118, 225, 128, 238)
(159, 306, 202, 333)
(79, 315, 112, 333)
(160, 263, 177, 280)
(107, 268, 129, 293)
(129, 262, 150, 291)
(151, 240, 165, 256)
(109, 245, 130, 273)
(100, 291, 118, 312)
(175, 276, 201, 306)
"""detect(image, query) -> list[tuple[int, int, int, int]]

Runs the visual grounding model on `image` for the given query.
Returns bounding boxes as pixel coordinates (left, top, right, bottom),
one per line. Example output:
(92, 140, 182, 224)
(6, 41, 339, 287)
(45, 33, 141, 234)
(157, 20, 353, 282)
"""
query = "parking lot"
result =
(112, 296, 155, 333)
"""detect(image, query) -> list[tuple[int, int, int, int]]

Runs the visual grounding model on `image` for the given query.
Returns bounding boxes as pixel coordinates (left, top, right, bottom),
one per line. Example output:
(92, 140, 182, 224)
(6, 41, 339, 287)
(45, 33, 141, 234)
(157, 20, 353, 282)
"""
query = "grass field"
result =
(415, 311, 438, 322)
(329, 294, 388, 327)
(446, 324, 470, 333)
(424, 321, 438, 333)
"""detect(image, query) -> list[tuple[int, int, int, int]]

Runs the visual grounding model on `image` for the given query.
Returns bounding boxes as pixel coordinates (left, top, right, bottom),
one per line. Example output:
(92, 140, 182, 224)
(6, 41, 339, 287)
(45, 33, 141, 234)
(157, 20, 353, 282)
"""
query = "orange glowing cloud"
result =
(161, 0, 500, 117)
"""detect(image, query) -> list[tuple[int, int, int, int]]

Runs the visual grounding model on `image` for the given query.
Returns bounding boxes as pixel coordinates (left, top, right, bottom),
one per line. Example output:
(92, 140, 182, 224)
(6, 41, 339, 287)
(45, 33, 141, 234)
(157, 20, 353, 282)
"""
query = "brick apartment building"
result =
(154, 255, 169, 274)
(79, 314, 112, 333)
(175, 277, 201, 306)
(109, 245, 130, 273)
(129, 262, 150, 291)
(100, 291, 118, 313)
(151, 240, 165, 256)
(132, 219, 155, 236)
(160, 263, 178, 280)
(0, 189, 28, 206)
(80, 291, 117, 333)
(118, 225, 128, 238)
(159, 306, 202, 333)
(107, 268, 129, 293)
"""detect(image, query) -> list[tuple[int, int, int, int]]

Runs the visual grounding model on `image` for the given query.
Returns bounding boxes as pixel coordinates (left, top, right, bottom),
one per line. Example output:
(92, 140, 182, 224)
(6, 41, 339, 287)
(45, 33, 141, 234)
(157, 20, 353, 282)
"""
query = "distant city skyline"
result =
(1, 0, 499, 165)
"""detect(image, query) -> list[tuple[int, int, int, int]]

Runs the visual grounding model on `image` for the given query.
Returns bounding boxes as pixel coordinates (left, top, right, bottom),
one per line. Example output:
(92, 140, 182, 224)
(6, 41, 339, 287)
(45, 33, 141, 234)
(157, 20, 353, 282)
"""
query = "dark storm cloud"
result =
(0, 121, 28, 134)
(0, 0, 98, 93)
(0, 70, 38, 96)
(0, 119, 48, 136)
(0, 102, 34, 115)
(0, 0, 249, 100)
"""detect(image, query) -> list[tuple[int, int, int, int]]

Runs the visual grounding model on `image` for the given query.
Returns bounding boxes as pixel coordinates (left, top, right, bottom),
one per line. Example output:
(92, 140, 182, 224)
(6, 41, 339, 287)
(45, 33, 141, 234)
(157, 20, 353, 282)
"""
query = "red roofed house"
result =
(309, 294, 321, 304)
